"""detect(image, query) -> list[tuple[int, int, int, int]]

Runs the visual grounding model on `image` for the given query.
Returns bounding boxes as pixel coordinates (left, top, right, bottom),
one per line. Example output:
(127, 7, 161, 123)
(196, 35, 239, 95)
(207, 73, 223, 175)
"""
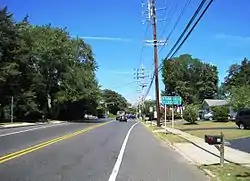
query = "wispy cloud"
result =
(215, 34, 250, 46)
(79, 36, 133, 42)
(102, 70, 132, 75)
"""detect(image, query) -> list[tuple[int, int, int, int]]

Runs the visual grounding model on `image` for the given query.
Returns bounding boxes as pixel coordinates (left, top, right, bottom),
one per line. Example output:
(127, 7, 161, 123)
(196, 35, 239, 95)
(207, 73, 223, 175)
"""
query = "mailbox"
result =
(204, 135, 222, 145)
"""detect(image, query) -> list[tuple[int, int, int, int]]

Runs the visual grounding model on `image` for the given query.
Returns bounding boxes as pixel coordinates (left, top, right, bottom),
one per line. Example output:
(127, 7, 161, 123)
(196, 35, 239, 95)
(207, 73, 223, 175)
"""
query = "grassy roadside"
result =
(142, 122, 187, 144)
(200, 164, 250, 181)
(174, 121, 250, 140)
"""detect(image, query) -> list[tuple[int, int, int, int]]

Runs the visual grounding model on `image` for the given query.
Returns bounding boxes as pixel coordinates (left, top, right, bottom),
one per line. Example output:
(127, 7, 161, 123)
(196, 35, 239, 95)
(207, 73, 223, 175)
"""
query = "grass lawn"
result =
(143, 122, 187, 143)
(174, 121, 250, 140)
(200, 164, 250, 181)
(156, 132, 187, 144)
(187, 129, 250, 140)
(174, 121, 236, 130)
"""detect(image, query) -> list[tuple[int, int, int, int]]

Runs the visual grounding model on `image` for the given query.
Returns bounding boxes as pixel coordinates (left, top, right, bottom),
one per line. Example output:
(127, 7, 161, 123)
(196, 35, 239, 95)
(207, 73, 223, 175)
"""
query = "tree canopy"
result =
(101, 89, 128, 115)
(223, 58, 250, 92)
(0, 7, 100, 121)
(162, 54, 219, 104)
(222, 58, 250, 110)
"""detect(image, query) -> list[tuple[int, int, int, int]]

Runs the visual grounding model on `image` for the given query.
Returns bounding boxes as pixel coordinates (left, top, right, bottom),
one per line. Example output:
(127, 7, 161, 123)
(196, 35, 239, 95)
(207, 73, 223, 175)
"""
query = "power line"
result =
(144, 0, 214, 100)
(139, 23, 149, 65)
(158, 0, 192, 55)
(158, 3, 178, 42)
(161, 0, 207, 58)
(159, 0, 214, 72)
(109, 81, 137, 89)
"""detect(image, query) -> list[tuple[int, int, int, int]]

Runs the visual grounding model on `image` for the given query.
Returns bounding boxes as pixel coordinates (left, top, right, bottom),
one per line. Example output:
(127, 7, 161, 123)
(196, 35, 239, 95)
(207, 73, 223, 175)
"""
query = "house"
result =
(202, 99, 228, 112)
(202, 99, 237, 118)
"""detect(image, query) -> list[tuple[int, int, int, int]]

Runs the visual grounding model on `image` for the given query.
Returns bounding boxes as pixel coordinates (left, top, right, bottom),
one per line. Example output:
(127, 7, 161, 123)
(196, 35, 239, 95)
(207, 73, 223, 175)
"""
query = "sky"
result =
(1, 0, 250, 104)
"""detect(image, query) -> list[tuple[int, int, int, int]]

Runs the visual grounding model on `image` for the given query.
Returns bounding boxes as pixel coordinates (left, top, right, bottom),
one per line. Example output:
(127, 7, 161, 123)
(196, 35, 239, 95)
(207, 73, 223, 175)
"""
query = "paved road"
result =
(0, 119, 208, 181)
(0, 122, 67, 136)
(230, 137, 250, 153)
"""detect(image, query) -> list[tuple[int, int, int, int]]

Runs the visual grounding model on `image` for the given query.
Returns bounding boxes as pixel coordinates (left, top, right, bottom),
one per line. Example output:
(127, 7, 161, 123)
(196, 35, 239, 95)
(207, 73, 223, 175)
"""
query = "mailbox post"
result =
(204, 132, 225, 167)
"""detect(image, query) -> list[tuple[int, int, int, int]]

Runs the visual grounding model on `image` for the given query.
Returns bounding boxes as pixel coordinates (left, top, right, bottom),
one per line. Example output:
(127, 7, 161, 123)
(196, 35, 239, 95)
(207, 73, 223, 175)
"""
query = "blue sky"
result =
(2, 0, 250, 104)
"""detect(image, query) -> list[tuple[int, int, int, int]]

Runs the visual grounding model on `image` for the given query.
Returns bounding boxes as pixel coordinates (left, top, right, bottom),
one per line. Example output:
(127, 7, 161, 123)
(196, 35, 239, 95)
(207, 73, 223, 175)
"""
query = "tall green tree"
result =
(162, 54, 219, 104)
(0, 7, 22, 119)
(228, 85, 250, 110)
(101, 89, 128, 115)
(0, 7, 100, 121)
(223, 58, 250, 110)
(223, 58, 250, 92)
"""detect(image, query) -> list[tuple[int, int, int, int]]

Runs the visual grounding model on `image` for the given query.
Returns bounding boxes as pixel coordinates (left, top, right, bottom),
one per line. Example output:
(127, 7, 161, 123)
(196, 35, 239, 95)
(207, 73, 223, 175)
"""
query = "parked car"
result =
(204, 111, 213, 121)
(235, 108, 250, 129)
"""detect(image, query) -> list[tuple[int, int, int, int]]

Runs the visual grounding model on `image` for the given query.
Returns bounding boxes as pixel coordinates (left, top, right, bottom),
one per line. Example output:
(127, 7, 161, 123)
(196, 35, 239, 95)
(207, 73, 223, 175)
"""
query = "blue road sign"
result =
(161, 96, 172, 105)
(161, 96, 182, 105)
(172, 96, 182, 105)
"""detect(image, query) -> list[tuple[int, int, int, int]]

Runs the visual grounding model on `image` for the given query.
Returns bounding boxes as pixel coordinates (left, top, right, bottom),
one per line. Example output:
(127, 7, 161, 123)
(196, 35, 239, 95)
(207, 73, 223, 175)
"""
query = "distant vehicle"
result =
(204, 111, 213, 120)
(127, 114, 136, 119)
(235, 108, 250, 129)
(116, 111, 127, 122)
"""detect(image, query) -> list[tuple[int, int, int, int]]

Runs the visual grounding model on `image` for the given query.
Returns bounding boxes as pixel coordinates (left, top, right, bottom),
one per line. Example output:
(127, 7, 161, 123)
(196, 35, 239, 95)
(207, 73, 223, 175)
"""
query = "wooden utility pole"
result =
(151, 0, 161, 127)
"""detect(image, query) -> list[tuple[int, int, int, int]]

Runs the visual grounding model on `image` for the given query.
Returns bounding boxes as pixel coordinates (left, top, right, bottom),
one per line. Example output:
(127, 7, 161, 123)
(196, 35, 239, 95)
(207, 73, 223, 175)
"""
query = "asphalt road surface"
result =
(230, 137, 250, 153)
(0, 119, 209, 181)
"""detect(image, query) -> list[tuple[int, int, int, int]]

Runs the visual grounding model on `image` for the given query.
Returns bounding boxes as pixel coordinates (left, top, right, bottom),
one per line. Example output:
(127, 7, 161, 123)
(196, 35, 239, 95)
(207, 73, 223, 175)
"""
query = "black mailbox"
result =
(204, 135, 222, 145)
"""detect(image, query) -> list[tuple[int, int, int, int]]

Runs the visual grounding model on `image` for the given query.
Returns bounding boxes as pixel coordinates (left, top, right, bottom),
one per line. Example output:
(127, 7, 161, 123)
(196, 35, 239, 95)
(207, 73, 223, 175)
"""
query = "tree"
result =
(162, 54, 219, 104)
(0, 7, 23, 120)
(0, 7, 100, 121)
(228, 85, 250, 110)
(101, 89, 128, 115)
(224, 58, 250, 92)
(142, 100, 155, 117)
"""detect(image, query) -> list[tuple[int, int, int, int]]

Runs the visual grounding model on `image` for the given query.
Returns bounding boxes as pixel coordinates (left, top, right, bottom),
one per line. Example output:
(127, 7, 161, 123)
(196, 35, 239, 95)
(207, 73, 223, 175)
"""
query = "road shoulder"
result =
(117, 122, 209, 181)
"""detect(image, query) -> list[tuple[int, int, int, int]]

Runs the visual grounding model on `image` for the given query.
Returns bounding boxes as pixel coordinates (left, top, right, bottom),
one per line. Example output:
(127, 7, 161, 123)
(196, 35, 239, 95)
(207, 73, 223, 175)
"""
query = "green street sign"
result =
(161, 96, 182, 105)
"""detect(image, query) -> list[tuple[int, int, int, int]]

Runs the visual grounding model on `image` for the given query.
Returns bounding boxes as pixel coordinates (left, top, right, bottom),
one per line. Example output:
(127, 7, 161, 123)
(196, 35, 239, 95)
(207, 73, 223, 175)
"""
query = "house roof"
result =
(203, 99, 228, 107)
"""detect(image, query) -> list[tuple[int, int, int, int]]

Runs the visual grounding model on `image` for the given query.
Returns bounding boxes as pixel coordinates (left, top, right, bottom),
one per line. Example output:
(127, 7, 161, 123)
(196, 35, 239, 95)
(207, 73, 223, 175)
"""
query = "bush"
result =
(211, 105, 229, 121)
(183, 104, 199, 124)
(174, 112, 182, 119)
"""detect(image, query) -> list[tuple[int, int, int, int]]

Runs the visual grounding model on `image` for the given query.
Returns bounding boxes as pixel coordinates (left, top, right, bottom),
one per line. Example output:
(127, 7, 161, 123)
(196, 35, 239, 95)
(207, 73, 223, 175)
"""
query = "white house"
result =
(202, 99, 236, 117)
(202, 99, 228, 112)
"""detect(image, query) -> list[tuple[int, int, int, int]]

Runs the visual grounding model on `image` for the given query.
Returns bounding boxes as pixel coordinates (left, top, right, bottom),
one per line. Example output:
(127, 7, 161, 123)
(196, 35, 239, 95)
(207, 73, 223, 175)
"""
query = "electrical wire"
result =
(158, 0, 192, 55)
(109, 81, 137, 89)
(158, 2, 178, 41)
(139, 23, 149, 65)
(143, 0, 214, 99)
(162, 0, 207, 59)
(158, 0, 214, 72)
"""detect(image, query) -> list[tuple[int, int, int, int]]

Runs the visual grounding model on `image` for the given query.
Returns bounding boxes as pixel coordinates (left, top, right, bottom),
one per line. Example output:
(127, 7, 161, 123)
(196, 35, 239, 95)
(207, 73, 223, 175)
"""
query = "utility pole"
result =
(134, 65, 149, 117)
(151, 0, 161, 127)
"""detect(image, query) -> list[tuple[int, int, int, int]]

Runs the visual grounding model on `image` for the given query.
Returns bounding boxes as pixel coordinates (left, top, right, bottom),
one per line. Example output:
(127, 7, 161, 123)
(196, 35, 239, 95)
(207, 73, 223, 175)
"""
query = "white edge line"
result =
(0, 123, 68, 137)
(108, 122, 138, 181)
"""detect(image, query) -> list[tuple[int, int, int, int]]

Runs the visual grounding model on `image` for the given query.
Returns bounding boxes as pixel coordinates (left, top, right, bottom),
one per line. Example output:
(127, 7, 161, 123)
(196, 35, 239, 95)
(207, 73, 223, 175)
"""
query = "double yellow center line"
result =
(0, 121, 112, 164)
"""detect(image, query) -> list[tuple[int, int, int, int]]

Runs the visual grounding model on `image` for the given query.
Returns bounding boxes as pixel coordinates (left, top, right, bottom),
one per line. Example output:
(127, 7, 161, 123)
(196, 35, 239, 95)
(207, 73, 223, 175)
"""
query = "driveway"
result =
(230, 137, 250, 153)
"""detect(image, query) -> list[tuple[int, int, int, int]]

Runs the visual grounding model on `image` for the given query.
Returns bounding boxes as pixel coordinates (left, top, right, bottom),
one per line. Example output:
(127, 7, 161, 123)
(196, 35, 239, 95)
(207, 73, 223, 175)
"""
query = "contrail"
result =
(79, 36, 133, 42)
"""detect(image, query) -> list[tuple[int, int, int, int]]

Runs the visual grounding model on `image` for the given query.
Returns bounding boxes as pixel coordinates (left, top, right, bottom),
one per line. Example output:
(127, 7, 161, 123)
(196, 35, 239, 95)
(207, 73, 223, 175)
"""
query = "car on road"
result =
(116, 111, 127, 122)
(235, 108, 250, 129)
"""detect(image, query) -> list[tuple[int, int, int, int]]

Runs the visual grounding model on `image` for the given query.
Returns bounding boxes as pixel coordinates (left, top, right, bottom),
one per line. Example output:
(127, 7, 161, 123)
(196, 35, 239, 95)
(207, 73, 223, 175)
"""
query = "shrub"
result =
(183, 104, 199, 124)
(211, 105, 229, 121)
(174, 112, 182, 119)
